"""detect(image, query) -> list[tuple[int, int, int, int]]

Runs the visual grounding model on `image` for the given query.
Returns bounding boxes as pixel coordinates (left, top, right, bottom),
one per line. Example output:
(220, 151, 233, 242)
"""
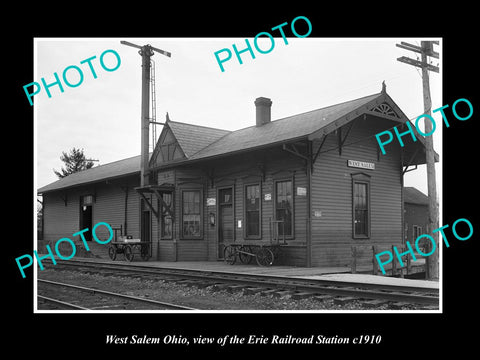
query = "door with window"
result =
(80, 195, 93, 241)
(245, 184, 261, 239)
(352, 179, 370, 238)
(140, 199, 151, 244)
(218, 187, 233, 259)
(275, 180, 293, 238)
(141, 209, 151, 243)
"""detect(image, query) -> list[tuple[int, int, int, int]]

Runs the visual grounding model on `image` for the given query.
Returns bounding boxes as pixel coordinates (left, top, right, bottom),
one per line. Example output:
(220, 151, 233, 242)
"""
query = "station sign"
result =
(347, 159, 375, 170)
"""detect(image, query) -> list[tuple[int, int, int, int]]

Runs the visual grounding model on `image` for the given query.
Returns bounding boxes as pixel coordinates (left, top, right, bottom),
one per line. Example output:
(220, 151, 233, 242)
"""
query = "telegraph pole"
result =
(120, 41, 171, 187)
(396, 41, 439, 280)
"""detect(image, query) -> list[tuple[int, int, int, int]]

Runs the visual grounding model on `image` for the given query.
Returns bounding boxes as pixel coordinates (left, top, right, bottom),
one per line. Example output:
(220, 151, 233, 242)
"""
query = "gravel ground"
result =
(37, 268, 427, 311)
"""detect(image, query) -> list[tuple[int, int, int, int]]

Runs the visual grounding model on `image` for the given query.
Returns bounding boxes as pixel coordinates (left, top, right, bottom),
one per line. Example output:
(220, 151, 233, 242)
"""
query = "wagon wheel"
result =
(256, 247, 274, 267)
(270, 245, 281, 263)
(238, 245, 253, 264)
(140, 245, 149, 261)
(224, 245, 237, 265)
(124, 245, 134, 262)
(108, 245, 116, 261)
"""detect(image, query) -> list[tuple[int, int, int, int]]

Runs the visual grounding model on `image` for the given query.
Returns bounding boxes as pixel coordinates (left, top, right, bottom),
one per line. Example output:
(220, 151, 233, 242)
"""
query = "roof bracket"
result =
(403, 164, 418, 175)
(151, 188, 175, 221)
(204, 167, 215, 188)
(337, 127, 342, 155)
(137, 192, 159, 218)
(282, 143, 309, 161)
(338, 119, 357, 155)
(135, 185, 175, 219)
(312, 134, 328, 166)
(402, 148, 420, 176)
(60, 193, 68, 206)
(257, 163, 266, 182)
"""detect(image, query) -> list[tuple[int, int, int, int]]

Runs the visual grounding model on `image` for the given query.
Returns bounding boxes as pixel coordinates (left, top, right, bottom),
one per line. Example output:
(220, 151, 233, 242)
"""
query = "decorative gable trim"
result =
(149, 122, 186, 168)
(371, 102, 400, 118)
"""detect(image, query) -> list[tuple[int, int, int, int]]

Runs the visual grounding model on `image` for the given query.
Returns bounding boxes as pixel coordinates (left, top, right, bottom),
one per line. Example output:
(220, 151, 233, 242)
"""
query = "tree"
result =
(53, 148, 96, 179)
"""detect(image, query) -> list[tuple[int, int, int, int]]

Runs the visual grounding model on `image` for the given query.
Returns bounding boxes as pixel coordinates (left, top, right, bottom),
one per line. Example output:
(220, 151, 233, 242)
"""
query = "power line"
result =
(396, 40, 440, 280)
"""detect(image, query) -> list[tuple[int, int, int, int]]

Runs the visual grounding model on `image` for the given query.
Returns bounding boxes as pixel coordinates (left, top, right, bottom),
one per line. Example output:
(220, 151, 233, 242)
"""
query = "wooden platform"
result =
(110, 259, 438, 290)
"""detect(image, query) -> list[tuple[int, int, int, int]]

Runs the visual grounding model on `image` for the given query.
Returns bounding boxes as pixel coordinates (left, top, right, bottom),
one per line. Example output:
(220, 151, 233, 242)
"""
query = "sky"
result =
(34, 37, 442, 199)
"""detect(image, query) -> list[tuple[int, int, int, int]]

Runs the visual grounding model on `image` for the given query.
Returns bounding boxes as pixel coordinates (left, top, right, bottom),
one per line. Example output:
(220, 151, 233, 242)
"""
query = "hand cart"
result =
(223, 220, 287, 267)
(108, 241, 151, 262)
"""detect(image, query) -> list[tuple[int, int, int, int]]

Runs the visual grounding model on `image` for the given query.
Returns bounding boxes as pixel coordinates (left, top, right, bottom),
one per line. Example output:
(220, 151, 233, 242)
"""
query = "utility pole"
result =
(396, 40, 439, 280)
(120, 40, 171, 187)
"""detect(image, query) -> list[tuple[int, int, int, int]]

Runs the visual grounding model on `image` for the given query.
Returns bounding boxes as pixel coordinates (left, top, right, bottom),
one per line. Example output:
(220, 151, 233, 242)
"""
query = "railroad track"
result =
(40, 259, 439, 309)
(37, 279, 197, 311)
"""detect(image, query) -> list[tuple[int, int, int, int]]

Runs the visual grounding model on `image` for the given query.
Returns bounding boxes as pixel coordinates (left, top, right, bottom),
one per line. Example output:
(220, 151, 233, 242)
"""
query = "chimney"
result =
(255, 97, 272, 126)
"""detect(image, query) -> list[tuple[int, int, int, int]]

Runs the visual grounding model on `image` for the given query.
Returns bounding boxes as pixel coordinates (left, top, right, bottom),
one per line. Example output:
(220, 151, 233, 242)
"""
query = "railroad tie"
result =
(259, 289, 278, 297)
(210, 283, 230, 291)
(291, 292, 315, 300)
(272, 290, 295, 298)
(179, 280, 212, 289)
(177, 280, 197, 287)
(333, 296, 358, 305)
(90, 304, 126, 310)
(362, 299, 390, 309)
(243, 287, 266, 295)
(192, 281, 214, 289)
(113, 272, 134, 277)
(389, 302, 410, 310)
(226, 285, 246, 293)
(313, 294, 334, 302)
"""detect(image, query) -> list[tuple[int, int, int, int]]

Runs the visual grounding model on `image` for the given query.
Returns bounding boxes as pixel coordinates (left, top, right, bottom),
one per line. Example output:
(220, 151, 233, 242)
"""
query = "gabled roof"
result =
(168, 120, 230, 157)
(37, 154, 143, 194)
(190, 92, 382, 161)
(404, 187, 429, 205)
(39, 123, 230, 194)
(38, 90, 433, 194)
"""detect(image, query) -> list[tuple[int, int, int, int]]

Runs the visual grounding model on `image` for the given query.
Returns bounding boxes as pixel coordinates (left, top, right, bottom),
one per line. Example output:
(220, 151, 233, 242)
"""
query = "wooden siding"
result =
(43, 190, 80, 242)
(404, 202, 429, 244)
(41, 175, 141, 256)
(157, 241, 175, 261)
(310, 115, 403, 267)
(93, 182, 128, 240)
(166, 147, 309, 266)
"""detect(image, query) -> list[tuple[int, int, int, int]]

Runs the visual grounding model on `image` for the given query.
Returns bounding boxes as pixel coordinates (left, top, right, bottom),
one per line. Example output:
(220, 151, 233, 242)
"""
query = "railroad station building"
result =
(37, 87, 436, 268)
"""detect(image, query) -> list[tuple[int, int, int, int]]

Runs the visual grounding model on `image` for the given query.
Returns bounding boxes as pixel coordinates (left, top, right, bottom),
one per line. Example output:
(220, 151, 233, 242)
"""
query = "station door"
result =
(218, 187, 233, 259)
